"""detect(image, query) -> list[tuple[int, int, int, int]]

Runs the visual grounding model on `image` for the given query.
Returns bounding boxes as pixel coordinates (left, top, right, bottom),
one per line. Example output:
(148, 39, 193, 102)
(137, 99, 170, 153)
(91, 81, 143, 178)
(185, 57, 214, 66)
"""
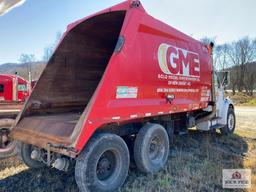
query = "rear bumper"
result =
(11, 128, 78, 158)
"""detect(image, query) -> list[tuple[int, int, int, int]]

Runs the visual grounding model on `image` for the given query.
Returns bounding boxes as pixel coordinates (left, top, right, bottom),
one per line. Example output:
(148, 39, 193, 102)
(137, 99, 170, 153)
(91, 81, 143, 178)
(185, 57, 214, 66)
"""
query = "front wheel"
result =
(75, 133, 130, 192)
(220, 107, 236, 135)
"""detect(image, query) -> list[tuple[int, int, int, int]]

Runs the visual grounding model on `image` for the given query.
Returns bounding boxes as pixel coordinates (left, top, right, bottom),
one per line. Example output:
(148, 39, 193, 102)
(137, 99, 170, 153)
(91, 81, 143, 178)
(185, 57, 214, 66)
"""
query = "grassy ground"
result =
(0, 129, 255, 192)
(0, 107, 255, 192)
(227, 92, 256, 106)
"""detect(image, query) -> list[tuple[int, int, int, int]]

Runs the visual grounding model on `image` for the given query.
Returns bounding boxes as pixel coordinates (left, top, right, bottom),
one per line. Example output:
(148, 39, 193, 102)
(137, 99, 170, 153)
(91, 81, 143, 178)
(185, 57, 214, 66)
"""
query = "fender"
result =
(219, 97, 234, 125)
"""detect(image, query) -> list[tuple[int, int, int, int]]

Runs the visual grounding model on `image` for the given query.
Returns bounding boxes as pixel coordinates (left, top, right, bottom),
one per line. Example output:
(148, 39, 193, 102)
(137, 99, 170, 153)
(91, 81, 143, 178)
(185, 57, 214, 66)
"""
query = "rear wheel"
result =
(220, 107, 236, 135)
(0, 119, 17, 159)
(134, 123, 169, 173)
(17, 142, 44, 168)
(75, 133, 130, 192)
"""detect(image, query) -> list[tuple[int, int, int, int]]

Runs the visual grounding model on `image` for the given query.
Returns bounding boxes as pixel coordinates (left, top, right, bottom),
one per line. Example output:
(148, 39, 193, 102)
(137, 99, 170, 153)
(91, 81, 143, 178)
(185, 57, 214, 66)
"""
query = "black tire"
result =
(75, 133, 130, 192)
(134, 123, 169, 173)
(17, 142, 44, 168)
(0, 118, 17, 159)
(220, 107, 236, 135)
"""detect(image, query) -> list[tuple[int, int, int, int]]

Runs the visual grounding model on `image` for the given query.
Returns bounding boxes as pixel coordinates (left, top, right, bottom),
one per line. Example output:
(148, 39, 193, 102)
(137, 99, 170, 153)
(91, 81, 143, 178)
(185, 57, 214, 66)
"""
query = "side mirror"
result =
(221, 71, 230, 87)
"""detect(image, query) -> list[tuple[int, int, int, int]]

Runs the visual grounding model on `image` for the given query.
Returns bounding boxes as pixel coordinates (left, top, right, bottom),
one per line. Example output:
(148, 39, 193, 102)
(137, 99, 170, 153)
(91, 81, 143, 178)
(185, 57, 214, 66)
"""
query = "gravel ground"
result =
(0, 106, 255, 192)
(235, 106, 256, 132)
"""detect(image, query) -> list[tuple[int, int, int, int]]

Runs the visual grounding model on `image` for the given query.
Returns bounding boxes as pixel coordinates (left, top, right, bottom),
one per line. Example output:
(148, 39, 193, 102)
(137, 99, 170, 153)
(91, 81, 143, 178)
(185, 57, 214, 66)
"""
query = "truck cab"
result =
(196, 70, 235, 134)
(215, 71, 235, 133)
(0, 74, 29, 102)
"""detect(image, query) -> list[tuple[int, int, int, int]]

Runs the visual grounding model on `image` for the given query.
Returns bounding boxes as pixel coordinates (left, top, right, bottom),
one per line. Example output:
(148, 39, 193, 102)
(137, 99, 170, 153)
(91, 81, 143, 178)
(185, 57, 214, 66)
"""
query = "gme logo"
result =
(158, 43, 200, 77)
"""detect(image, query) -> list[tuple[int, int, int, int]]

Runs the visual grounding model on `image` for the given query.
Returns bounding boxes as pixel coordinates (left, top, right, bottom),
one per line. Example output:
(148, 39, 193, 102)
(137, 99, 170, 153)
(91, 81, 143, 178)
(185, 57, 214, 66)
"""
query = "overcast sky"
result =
(0, 0, 255, 64)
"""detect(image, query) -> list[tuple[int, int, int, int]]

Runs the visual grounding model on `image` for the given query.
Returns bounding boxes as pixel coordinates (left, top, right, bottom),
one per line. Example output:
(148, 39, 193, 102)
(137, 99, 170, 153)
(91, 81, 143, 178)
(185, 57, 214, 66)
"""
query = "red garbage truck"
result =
(11, 1, 235, 191)
(0, 74, 30, 158)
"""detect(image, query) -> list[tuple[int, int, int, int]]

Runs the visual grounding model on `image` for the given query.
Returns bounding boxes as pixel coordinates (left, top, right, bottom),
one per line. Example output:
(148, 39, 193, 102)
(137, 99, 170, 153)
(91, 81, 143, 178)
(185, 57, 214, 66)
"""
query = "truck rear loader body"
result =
(11, 1, 236, 191)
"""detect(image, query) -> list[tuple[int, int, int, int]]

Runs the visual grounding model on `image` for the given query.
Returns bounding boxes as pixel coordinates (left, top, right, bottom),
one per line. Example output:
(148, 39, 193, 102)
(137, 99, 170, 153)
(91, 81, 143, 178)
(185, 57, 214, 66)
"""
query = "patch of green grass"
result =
(246, 98, 256, 106)
(226, 92, 256, 106)
(236, 129, 256, 139)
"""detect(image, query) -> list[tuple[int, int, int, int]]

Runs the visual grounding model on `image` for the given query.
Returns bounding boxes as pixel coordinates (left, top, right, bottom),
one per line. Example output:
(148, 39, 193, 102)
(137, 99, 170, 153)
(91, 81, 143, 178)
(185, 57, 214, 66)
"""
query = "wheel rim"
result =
(0, 128, 15, 153)
(228, 113, 235, 131)
(148, 136, 165, 164)
(96, 150, 120, 183)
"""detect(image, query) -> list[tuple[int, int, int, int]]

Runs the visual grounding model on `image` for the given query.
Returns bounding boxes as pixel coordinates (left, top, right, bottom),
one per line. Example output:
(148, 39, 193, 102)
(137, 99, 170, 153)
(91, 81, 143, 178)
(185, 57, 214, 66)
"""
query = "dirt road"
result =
(0, 106, 255, 192)
(235, 106, 256, 133)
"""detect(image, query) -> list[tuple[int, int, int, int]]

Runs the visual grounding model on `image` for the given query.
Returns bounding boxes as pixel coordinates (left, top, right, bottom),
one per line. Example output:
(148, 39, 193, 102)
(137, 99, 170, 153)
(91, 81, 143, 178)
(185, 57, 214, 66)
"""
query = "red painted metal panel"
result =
(11, 1, 213, 154)
(73, 1, 212, 150)
(0, 74, 29, 102)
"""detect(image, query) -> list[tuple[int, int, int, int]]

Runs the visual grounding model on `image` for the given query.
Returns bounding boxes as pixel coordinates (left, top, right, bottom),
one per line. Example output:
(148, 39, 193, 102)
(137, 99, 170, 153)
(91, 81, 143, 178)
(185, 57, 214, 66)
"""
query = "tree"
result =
(200, 37, 216, 45)
(19, 54, 36, 63)
(200, 37, 256, 95)
(43, 46, 54, 62)
(42, 31, 62, 62)
(214, 44, 230, 71)
(244, 62, 256, 96)
(18, 54, 37, 80)
(227, 37, 256, 93)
